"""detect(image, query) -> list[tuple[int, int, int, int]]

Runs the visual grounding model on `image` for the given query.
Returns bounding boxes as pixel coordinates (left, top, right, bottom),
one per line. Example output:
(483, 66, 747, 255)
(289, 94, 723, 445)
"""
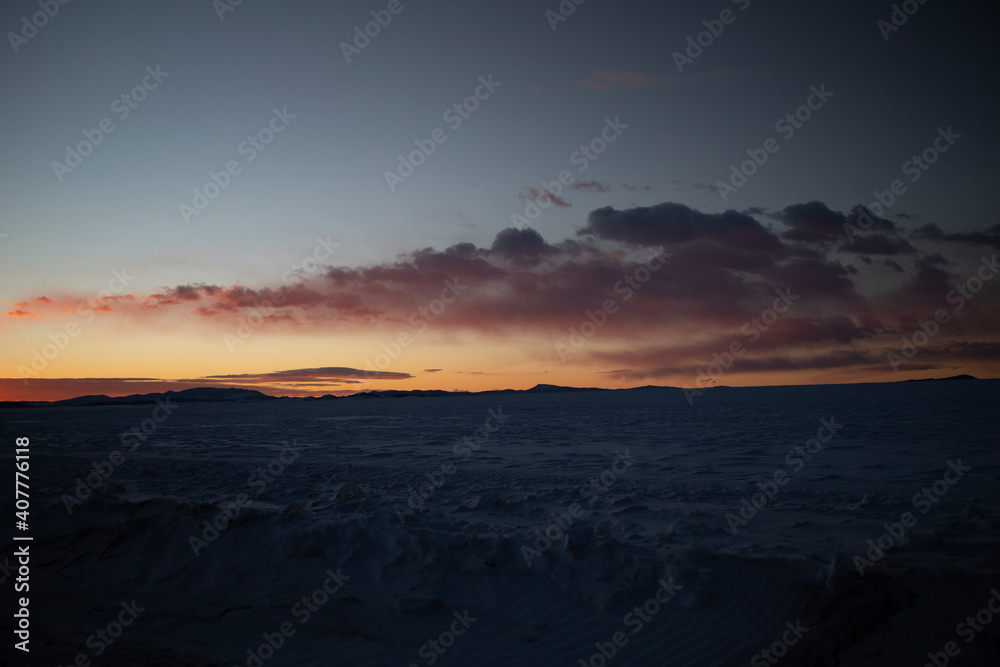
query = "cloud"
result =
(7, 201, 997, 387)
(621, 183, 654, 193)
(580, 202, 785, 253)
(0, 375, 368, 402)
(839, 233, 915, 256)
(912, 223, 1000, 249)
(204, 367, 412, 382)
(573, 180, 610, 193)
(517, 186, 571, 207)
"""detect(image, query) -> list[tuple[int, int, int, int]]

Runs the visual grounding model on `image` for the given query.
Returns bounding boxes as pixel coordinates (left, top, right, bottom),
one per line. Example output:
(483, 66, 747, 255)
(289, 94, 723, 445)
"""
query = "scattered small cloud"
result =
(573, 180, 611, 193)
(517, 186, 571, 207)
(621, 183, 654, 193)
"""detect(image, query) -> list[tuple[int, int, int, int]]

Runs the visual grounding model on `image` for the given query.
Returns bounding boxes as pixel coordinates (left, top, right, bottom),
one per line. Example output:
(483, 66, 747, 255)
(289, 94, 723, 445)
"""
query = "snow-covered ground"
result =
(2, 380, 998, 665)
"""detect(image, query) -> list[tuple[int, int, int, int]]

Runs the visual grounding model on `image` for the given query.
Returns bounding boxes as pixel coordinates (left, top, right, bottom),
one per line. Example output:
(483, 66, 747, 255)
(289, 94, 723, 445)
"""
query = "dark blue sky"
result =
(3, 0, 997, 289)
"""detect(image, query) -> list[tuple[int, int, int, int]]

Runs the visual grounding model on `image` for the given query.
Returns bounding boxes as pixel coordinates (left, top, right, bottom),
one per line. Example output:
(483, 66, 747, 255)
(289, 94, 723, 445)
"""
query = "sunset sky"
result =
(2, 0, 998, 400)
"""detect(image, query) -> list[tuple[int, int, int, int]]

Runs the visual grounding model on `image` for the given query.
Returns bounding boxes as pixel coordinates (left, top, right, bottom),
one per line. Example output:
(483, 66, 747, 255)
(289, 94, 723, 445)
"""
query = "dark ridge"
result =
(901, 374, 978, 382)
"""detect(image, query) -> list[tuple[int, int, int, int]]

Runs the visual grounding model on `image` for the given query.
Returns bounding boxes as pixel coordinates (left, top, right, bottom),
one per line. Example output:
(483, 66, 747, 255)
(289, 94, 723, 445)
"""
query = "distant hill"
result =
(9, 387, 279, 408)
(1, 375, 988, 408)
(525, 384, 603, 393)
(901, 374, 978, 382)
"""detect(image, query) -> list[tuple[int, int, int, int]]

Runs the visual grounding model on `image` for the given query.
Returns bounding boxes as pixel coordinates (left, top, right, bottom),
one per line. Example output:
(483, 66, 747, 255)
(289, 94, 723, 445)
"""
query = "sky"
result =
(1, 0, 998, 400)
